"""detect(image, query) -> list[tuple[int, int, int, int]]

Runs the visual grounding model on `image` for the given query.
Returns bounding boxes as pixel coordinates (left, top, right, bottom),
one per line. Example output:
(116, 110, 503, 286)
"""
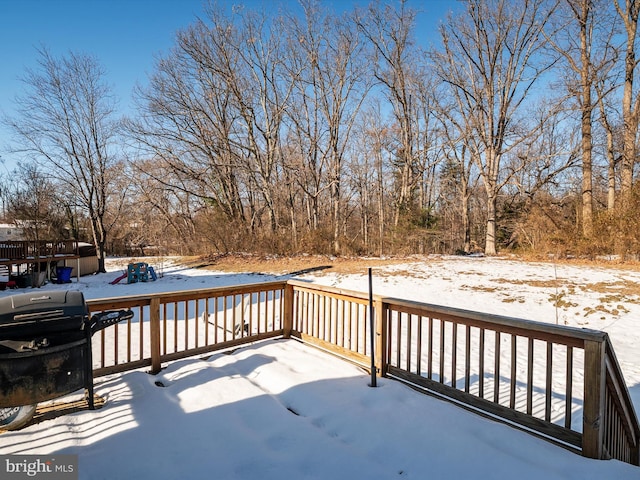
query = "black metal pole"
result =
(368, 267, 377, 387)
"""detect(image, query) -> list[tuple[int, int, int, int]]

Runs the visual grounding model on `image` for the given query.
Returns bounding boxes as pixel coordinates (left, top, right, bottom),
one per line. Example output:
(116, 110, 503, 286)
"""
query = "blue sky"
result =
(0, 0, 460, 170)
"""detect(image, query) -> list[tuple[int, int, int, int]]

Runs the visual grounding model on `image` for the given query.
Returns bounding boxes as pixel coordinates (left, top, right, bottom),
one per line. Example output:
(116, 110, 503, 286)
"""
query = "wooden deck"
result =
(84, 281, 640, 466)
(0, 240, 80, 283)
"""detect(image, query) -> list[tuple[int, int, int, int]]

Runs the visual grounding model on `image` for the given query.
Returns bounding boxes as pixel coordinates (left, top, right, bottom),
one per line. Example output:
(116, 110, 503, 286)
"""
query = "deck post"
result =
(149, 297, 162, 374)
(283, 283, 294, 339)
(583, 338, 606, 459)
(375, 298, 387, 377)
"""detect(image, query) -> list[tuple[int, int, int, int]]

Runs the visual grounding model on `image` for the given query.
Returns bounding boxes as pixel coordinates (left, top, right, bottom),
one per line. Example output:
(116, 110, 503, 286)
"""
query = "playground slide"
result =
(110, 272, 127, 285)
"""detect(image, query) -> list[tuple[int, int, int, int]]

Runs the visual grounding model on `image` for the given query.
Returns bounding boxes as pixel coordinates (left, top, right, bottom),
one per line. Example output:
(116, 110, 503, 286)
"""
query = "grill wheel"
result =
(0, 404, 37, 431)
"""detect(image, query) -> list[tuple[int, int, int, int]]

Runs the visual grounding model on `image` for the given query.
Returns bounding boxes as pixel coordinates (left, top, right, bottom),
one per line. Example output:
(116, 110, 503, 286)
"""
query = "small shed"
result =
(59, 242, 99, 276)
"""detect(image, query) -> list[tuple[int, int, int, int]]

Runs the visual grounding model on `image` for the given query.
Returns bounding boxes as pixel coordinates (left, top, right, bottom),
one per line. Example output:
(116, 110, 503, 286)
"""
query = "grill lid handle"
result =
(12, 310, 66, 322)
(88, 309, 134, 334)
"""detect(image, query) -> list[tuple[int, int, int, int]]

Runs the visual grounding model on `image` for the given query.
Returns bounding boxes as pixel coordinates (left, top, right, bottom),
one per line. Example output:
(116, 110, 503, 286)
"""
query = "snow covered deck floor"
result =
(0, 340, 638, 480)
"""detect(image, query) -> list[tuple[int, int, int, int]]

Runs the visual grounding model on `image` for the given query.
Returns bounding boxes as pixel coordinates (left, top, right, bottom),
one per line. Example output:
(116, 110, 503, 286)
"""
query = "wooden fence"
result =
(87, 279, 639, 466)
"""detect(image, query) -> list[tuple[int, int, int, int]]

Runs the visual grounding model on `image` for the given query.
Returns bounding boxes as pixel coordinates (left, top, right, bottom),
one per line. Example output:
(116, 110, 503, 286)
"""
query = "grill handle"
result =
(87, 309, 134, 334)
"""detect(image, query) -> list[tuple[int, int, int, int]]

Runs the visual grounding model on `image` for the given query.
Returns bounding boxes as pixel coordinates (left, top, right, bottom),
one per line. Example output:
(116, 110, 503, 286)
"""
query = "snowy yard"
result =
(0, 255, 639, 479)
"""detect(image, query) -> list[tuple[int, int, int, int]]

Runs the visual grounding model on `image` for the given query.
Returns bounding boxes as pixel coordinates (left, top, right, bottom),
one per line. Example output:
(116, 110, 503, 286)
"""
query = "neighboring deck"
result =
(0, 240, 80, 281)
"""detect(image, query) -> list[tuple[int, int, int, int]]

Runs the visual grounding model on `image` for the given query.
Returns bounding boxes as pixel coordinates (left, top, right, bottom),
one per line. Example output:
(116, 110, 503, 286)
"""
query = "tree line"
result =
(3, 0, 640, 270)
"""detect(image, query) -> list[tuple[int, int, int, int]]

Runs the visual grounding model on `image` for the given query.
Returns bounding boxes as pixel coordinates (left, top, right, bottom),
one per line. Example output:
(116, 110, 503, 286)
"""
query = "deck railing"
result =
(86, 279, 639, 466)
(0, 240, 79, 262)
(377, 297, 639, 465)
(87, 281, 288, 377)
(288, 282, 373, 366)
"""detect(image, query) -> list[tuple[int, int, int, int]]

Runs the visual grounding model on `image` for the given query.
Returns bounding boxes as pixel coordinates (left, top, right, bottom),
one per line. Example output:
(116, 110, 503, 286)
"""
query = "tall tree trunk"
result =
(462, 190, 471, 253)
(579, 3, 594, 237)
(581, 102, 594, 237)
(605, 126, 616, 212)
(377, 146, 385, 256)
(485, 193, 498, 256)
(596, 79, 618, 213)
(332, 179, 340, 254)
(616, 0, 639, 207)
(90, 214, 107, 273)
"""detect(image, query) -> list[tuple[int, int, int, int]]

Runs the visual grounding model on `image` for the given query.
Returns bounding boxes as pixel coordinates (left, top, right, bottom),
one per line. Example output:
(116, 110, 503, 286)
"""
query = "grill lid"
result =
(7, 291, 85, 310)
(0, 291, 88, 338)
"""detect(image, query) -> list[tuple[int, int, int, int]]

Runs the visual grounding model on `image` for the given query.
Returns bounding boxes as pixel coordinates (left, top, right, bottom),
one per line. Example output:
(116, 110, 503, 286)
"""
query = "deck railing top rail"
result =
(287, 279, 370, 300)
(86, 280, 289, 306)
(378, 295, 609, 344)
(287, 280, 607, 342)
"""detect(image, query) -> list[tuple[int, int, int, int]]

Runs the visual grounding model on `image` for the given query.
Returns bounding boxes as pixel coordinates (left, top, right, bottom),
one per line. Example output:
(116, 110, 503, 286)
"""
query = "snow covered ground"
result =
(0, 255, 639, 478)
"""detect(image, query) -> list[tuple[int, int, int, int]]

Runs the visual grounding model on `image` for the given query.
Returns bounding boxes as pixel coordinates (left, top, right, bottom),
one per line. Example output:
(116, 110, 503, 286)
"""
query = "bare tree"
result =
(569, 0, 595, 236)
(355, 0, 425, 228)
(285, 0, 369, 254)
(594, 76, 622, 212)
(117, 159, 202, 255)
(4, 162, 67, 242)
(126, 15, 249, 231)
(412, 71, 442, 229)
(614, 0, 640, 205)
(434, 0, 557, 255)
(509, 104, 581, 199)
(547, 0, 618, 236)
(128, 4, 297, 239)
(355, 101, 392, 255)
(4, 48, 125, 272)
(435, 98, 478, 253)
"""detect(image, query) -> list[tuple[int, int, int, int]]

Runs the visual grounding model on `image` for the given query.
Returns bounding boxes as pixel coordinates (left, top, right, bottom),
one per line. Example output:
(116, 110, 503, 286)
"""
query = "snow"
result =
(1, 255, 639, 478)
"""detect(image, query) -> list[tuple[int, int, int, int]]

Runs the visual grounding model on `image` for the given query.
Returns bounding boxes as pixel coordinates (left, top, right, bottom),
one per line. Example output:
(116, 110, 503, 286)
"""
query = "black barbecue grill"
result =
(0, 290, 132, 430)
